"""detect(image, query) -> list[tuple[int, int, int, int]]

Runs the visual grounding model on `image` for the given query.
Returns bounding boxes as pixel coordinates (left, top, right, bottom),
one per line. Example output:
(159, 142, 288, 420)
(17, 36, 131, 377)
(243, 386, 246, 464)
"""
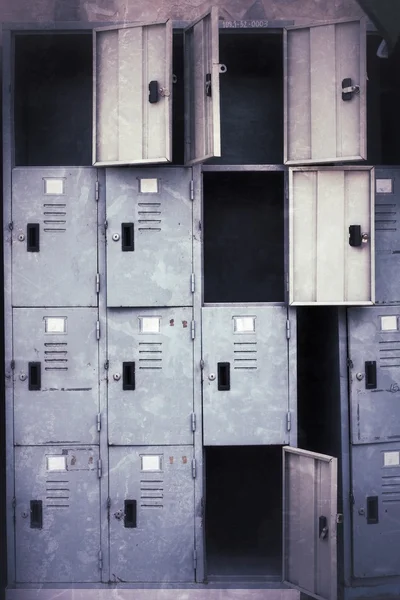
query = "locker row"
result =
(10, 166, 400, 308)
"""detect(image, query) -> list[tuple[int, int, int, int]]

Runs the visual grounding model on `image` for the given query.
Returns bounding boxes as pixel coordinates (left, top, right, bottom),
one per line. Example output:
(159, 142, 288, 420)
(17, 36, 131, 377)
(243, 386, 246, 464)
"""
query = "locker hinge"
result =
(97, 459, 102, 478)
(95, 181, 100, 202)
(96, 273, 100, 294)
(191, 273, 195, 293)
(347, 358, 353, 369)
(350, 492, 355, 506)
(107, 497, 111, 509)
(200, 359, 204, 370)
(193, 548, 197, 570)
(286, 273, 289, 293)
(96, 321, 100, 340)
(8, 222, 13, 231)
(191, 413, 197, 432)
(10, 360, 15, 370)
(286, 411, 292, 432)
(190, 180, 194, 201)
(12, 497, 16, 510)
(97, 413, 101, 432)
(192, 458, 197, 479)
(104, 360, 109, 370)
(191, 321, 195, 340)
(98, 550, 103, 570)
(286, 320, 291, 340)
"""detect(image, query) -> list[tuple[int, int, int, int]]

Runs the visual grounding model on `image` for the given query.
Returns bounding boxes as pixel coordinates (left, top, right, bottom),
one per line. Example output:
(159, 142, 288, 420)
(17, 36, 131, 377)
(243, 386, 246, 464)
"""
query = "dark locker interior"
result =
(13, 32, 185, 167)
(205, 445, 282, 581)
(367, 34, 400, 165)
(209, 32, 283, 165)
(203, 171, 285, 303)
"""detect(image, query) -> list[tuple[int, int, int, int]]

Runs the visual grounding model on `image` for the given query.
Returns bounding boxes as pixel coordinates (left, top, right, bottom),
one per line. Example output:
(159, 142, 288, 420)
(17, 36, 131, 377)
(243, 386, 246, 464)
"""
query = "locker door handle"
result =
(28, 362, 41, 391)
(366, 496, 379, 524)
(121, 223, 134, 251)
(342, 77, 360, 101)
(149, 80, 159, 103)
(205, 73, 212, 97)
(319, 515, 328, 540)
(124, 500, 137, 528)
(218, 362, 230, 391)
(27, 223, 40, 252)
(349, 225, 362, 247)
(123, 362, 135, 390)
(30, 500, 43, 529)
(365, 361, 377, 390)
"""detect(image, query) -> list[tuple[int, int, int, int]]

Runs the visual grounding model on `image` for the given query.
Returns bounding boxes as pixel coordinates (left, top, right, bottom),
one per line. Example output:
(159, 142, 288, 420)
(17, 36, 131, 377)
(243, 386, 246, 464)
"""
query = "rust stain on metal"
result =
(70, 455, 76, 466)
(169, 456, 174, 464)
(182, 320, 188, 328)
(88, 456, 93, 465)
(170, 319, 175, 326)
(182, 456, 187, 464)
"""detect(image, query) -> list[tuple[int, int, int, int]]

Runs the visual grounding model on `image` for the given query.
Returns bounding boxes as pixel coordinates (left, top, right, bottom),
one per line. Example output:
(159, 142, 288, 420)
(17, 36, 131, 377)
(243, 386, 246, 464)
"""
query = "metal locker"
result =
(352, 443, 400, 578)
(375, 168, 400, 304)
(348, 306, 400, 444)
(15, 446, 101, 583)
(13, 308, 99, 445)
(109, 446, 195, 582)
(107, 308, 194, 445)
(283, 447, 338, 600)
(289, 167, 374, 305)
(93, 21, 172, 166)
(184, 7, 221, 164)
(284, 19, 367, 165)
(202, 307, 293, 446)
(106, 167, 193, 307)
(12, 168, 98, 307)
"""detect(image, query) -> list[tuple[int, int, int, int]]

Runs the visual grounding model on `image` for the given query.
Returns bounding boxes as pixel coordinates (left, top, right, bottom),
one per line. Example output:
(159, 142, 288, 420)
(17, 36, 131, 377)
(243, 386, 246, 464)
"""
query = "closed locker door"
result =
(375, 169, 400, 304)
(12, 168, 98, 307)
(109, 446, 195, 582)
(202, 307, 292, 445)
(352, 443, 400, 578)
(15, 446, 101, 583)
(13, 308, 99, 445)
(348, 306, 400, 444)
(106, 167, 193, 307)
(107, 308, 194, 445)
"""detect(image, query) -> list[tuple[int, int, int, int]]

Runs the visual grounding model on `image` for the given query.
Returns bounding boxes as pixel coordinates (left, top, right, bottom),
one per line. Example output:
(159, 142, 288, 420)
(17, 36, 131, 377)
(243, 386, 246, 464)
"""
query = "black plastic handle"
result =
(319, 515, 328, 539)
(349, 225, 362, 247)
(367, 496, 379, 524)
(218, 362, 230, 391)
(365, 361, 377, 390)
(124, 499, 137, 528)
(149, 81, 159, 103)
(27, 223, 40, 252)
(30, 500, 43, 529)
(121, 223, 134, 252)
(205, 73, 212, 97)
(29, 362, 41, 391)
(342, 77, 353, 101)
(123, 362, 135, 391)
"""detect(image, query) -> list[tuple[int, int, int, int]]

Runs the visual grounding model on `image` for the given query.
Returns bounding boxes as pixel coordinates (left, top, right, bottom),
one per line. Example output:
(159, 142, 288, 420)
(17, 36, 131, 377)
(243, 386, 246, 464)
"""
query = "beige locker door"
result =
(283, 446, 338, 600)
(284, 19, 367, 165)
(289, 167, 375, 305)
(93, 21, 172, 166)
(184, 7, 221, 164)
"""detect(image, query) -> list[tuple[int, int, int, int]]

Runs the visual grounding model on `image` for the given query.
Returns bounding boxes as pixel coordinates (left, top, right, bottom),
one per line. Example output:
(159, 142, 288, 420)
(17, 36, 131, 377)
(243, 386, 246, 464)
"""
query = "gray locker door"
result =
(106, 167, 193, 307)
(283, 446, 338, 600)
(289, 167, 374, 305)
(375, 169, 400, 304)
(108, 308, 194, 445)
(348, 306, 400, 444)
(15, 446, 101, 583)
(202, 307, 290, 445)
(13, 308, 99, 445)
(352, 443, 400, 578)
(93, 21, 172, 166)
(184, 7, 221, 164)
(284, 19, 366, 165)
(109, 446, 195, 582)
(12, 168, 98, 307)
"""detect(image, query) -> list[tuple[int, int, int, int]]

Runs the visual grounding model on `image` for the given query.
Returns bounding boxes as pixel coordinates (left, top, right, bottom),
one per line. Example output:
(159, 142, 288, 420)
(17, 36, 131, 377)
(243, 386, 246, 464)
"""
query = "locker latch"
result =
(319, 515, 328, 540)
(349, 225, 369, 247)
(342, 78, 360, 101)
(149, 81, 170, 103)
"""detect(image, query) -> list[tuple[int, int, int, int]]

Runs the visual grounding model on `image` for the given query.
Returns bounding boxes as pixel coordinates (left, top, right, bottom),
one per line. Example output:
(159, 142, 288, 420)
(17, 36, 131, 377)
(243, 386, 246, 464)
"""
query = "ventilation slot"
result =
(233, 342, 258, 370)
(42, 204, 67, 232)
(138, 202, 162, 231)
(45, 480, 70, 507)
(140, 479, 164, 508)
(44, 342, 68, 370)
(375, 203, 397, 232)
(139, 343, 163, 370)
(379, 340, 400, 368)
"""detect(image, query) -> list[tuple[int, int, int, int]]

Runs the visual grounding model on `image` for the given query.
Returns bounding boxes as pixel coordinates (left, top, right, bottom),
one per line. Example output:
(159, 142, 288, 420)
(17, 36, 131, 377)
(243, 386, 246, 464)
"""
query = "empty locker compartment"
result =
(109, 446, 195, 582)
(203, 172, 285, 303)
(15, 446, 101, 583)
(12, 31, 185, 167)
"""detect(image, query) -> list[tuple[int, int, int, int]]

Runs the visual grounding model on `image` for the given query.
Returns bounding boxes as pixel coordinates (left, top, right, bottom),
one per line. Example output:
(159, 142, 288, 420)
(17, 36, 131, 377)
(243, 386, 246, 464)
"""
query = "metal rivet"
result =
(209, 373, 216, 381)
(19, 373, 27, 381)
(356, 373, 364, 381)
(18, 234, 25, 242)
(112, 233, 120, 242)
(219, 64, 227, 74)
(113, 373, 121, 381)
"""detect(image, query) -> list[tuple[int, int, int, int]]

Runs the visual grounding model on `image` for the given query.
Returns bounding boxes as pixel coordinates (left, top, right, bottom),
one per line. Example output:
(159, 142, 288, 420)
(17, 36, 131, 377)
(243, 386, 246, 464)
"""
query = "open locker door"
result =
(184, 7, 221, 164)
(283, 447, 338, 600)
(93, 21, 172, 166)
(284, 19, 367, 165)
